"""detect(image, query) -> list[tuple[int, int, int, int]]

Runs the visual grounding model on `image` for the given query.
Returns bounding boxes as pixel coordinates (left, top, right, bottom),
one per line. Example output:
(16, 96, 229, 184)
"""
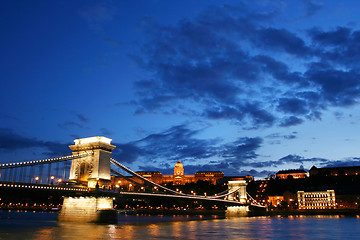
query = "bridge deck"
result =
(0, 181, 265, 208)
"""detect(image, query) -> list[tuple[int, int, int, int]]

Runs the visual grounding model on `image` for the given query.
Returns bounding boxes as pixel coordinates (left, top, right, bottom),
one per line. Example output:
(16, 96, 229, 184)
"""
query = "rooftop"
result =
(276, 169, 307, 174)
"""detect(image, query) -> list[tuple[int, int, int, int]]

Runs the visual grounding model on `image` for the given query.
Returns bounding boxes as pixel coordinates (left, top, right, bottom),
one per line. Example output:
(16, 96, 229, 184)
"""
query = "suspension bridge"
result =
(0, 136, 265, 222)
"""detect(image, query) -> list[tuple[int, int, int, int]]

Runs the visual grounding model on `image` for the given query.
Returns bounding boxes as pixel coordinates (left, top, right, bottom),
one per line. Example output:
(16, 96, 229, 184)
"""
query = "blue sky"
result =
(1, 0, 360, 178)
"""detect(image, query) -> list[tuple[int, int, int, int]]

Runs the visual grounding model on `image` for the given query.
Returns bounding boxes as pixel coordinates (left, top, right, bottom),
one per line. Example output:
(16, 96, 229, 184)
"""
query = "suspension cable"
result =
(110, 158, 245, 199)
(110, 169, 152, 191)
(110, 158, 185, 195)
(0, 152, 93, 169)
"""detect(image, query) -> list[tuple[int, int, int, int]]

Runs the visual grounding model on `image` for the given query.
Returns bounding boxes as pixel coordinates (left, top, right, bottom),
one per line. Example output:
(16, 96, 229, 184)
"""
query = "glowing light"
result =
(74, 136, 112, 145)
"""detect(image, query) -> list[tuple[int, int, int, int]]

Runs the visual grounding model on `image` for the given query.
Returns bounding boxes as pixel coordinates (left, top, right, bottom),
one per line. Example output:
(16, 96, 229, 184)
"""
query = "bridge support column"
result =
(226, 206, 250, 217)
(226, 180, 249, 217)
(58, 196, 117, 223)
(68, 137, 116, 188)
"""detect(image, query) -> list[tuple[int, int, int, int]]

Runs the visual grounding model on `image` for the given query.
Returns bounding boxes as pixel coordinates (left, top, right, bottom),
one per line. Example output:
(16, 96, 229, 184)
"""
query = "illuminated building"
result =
(195, 171, 225, 184)
(276, 169, 307, 179)
(309, 165, 360, 176)
(111, 160, 247, 187)
(170, 160, 195, 185)
(134, 171, 163, 184)
(297, 190, 336, 209)
(268, 196, 284, 207)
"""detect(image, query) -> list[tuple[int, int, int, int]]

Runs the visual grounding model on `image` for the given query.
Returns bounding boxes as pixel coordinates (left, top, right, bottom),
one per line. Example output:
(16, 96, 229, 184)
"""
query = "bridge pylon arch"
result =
(226, 180, 249, 216)
(227, 180, 247, 203)
(68, 136, 116, 188)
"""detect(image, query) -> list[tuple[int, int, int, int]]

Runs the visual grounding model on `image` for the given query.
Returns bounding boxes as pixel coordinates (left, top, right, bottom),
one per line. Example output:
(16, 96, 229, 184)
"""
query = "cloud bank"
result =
(130, 2, 360, 131)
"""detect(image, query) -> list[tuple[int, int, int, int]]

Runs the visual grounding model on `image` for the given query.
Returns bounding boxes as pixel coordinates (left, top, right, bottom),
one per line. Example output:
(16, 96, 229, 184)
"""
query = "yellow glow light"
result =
(74, 136, 112, 145)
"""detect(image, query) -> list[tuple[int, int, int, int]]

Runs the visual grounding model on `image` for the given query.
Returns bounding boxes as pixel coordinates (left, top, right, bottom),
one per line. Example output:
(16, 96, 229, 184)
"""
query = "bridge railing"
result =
(0, 153, 93, 185)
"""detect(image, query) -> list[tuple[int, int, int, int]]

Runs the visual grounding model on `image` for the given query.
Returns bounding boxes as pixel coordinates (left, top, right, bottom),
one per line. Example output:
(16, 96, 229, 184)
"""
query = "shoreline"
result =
(2, 207, 360, 217)
(265, 209, 360, 216)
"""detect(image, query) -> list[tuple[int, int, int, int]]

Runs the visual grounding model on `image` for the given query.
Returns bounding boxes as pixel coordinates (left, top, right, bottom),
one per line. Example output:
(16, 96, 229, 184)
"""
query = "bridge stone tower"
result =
(227, 180, 247, 203)
(59, 136, 117, 223)
(68, 136, 116, 188)
(226, 180, 249, 216)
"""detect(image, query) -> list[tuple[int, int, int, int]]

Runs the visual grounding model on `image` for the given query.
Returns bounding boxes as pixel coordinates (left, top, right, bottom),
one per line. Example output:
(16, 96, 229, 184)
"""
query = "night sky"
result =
(1, 0, 360, 178)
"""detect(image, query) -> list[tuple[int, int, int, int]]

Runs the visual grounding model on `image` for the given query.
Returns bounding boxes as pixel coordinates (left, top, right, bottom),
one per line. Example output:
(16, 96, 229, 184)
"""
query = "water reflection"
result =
(2, 212, 360, 239)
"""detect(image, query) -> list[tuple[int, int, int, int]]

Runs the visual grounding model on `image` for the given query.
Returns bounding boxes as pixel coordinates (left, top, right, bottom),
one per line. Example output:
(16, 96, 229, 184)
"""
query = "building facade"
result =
(276, 169, 308, 179)
(309, 165, 360, 176)
(111, 160, 250, 188)
(297, 190, 336, 210)
(268, 196, 285, 207)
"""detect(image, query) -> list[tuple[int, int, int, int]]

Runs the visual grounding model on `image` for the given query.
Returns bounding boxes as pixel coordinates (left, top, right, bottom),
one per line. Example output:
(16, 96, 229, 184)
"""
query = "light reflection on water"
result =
(1, 212, 360, 239)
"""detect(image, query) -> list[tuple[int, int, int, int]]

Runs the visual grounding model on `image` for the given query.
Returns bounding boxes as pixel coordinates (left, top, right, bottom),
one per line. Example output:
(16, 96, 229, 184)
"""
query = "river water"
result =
(1, 211, 360, 239)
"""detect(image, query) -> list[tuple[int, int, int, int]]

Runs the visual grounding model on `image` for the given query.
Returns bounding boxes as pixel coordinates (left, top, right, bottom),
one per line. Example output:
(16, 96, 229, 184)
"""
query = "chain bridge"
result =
(0, 136, 265, 222)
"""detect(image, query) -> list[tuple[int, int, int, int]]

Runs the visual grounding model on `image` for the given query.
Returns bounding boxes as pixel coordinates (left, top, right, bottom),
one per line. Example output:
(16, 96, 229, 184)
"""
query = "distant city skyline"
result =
(1, 0, 360, 178)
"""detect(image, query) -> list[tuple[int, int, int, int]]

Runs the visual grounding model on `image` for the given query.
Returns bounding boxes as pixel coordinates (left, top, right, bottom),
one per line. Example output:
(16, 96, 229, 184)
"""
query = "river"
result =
(1, 211, 360, 239)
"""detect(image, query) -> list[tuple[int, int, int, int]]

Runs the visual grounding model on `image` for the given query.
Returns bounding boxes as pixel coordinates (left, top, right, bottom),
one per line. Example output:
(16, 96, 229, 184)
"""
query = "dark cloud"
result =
(308, 27, 360, 67)
(131, 3, 292, 128)
(305, 64, 360, 106)
(137, 125, 219, 161)
(254, 55, 305, 85)
(284, 134, 297, 140)
(309, 27, 351, 46)
(0, 128, 69, 157)
(0, 128, 43, 150)
(131, 2, 360, 130)
(204, 102, 275, 128)
(75, 113, 89, 123)
(100, 128, 113, 136)
(319, 158, 360, 168)
(221, 137, 262, 161)
(111, 125, 267, 175)
(112, 125, 219, 165)
(112, 143, 144, 164)
(266, 132, 297, 141)
(277, 97, 309, 115)
(279, 116, 304, 127)
(253, 27, 311, 57)
(277, 154, 328, 165)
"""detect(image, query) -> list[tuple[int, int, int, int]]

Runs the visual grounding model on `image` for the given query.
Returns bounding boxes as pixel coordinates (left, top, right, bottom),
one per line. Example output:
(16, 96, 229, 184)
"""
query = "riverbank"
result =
(266, 209, 360, 216)
(119, 208, 227, 216)
(3, 206, 360, 217)
(120, 208, 360, 217)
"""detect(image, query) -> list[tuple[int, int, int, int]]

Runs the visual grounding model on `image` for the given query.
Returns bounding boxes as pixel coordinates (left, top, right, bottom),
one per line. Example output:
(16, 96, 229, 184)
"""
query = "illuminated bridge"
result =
(0, 136, 265, 222)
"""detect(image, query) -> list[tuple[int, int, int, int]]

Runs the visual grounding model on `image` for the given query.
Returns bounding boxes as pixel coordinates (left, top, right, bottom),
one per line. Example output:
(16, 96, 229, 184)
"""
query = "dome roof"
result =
(175, 160, 183, 167)
(174, 160, 184, 176)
